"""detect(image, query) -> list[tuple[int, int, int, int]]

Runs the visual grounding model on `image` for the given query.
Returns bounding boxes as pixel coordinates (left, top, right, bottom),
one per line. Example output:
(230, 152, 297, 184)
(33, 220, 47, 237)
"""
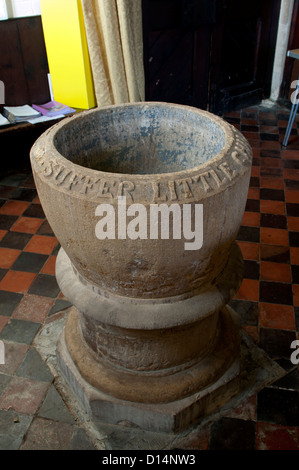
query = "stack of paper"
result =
(32, 100, 75, 117)
(3, 105, 41, 123)
(0, 113, 10, 126)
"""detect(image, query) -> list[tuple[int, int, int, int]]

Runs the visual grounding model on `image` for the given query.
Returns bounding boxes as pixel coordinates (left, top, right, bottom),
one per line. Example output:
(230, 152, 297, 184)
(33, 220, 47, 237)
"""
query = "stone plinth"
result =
(30, 102, 252, 432)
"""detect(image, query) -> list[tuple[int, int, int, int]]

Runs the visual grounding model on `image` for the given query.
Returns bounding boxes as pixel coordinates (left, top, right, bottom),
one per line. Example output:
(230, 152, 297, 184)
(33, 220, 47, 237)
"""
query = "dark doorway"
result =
(142, 0, 281, 115)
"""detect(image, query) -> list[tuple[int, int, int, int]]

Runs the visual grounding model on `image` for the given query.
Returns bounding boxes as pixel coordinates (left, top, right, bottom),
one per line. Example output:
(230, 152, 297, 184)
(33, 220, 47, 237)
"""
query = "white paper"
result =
(27, 114, 65, 124)
(0, 113, 9, 125)
(4, 105, 40, 117)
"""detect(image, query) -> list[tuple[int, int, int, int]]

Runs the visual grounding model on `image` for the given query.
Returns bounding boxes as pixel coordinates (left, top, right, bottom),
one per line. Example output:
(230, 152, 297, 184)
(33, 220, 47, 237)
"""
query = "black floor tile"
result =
(260, 188, 285, 201)
(259, 281, 293, 305)
(295, 307, 299, 331)
(10, 187, 37, 202)
(245, 199, 260, 212)
(0, 174, 28, 187)
(51, 242, 61, 256)
(28, 273, 60, 298)
(285, 179, 299, 190)
(22, 204, 45, 219)
(260, 213, 287, 229)
(0, 268, 7, 282)
(286, 203, 299, 217)
(259, 327, 297, 360)
(0, 290, 23, 316)
(48, 298, 72, 316)
(260, 133, 279, 141)
(36, 220, 55, 236)
(209, 418, 256, 450)
(272, 368, 299, 391)
(0, 318, 41, 345)
(244, 259, 260, 280)
(237, 226, 260, 243)
(0, 232, 32, 250)
(257, 387, 299, 426)
(283, 160, 299, 169)
(241, 125, 259, 132)
(291, 265, 299, 284)
(250, 176, 260, 187)
(11, 252, 48, 273)
(0, 186, 15, 199)
(0, 215, 18, 230)
(289, 231, 299, 247)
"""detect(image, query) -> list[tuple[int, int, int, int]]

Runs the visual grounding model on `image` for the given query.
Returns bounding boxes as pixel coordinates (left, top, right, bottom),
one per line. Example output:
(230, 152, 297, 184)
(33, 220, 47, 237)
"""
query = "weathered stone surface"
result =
(30, 103, 251, 299)
(30, 102, 252, 432)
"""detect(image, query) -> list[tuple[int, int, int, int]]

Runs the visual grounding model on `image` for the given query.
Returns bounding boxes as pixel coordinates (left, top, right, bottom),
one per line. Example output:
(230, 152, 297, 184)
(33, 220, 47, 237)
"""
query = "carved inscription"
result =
(36, 156, 136, 201)
(35, 130, 251, 204)
(151, 136, 251, 202)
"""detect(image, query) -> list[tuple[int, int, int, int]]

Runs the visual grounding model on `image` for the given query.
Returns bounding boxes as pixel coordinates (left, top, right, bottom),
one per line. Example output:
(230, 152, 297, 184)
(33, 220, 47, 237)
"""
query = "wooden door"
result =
(142, 0, 281, 115)
(209, 0, 281, 114)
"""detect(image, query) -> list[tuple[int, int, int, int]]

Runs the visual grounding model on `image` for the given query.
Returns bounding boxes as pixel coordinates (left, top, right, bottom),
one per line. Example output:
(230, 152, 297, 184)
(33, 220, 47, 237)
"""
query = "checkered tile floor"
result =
(0, 101, 299, 450)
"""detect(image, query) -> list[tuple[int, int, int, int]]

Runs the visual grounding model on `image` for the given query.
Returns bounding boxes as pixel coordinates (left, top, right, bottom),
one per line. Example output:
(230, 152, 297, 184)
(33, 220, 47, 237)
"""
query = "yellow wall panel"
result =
(40, 0, 96, 109)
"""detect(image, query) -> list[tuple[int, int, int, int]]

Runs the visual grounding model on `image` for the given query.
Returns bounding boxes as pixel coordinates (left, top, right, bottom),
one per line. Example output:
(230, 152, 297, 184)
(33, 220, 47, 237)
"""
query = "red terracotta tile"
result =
(285, 190, 299, 203)
(12, 294, 54, 323)
(278, 119, 292, 128)
(0, 271, 36, 293)
(261, 141, 281, 150)
(40, 255, 57, 275)
(0, 342, 28, 375)
(0, 315, 9, 332)
(288, 216, 299, 231)
(234, 278, 259, 301)
(284, 168, 299, 180)
(0, 376, 49, 414)
(290, 247, 299, 264)
(0, 247, 21, 269)
(281, 149, 299, 160)
(247, 187, 260, 200)
(256, 422, 299, 450)
(242, 131, 259, 141)
(251, 166, 260, 177)
(242, 118, 259, 126)
(260, 157, 281, 168)
(32, 195, 40, 204)
(259, 303, 295, 329)
(24, 235, 58, 255)
(293, 284, 299, 307)
(260, 200, 285, 215)
(260, 261, 291, 283)
(0, 229, 7, 241)
(10, 216, 43, 234)
(237, 241, 259, 260)
(241, 212, 260, 227)
(0, 200, 30, 216)
(260, 227, 289, 246)
(260, 177, 284, 189)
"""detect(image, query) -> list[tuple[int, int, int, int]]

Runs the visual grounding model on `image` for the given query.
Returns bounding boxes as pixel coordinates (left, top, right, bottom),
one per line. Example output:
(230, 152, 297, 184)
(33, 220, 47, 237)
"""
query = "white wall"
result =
(1, 0, 41, 19)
